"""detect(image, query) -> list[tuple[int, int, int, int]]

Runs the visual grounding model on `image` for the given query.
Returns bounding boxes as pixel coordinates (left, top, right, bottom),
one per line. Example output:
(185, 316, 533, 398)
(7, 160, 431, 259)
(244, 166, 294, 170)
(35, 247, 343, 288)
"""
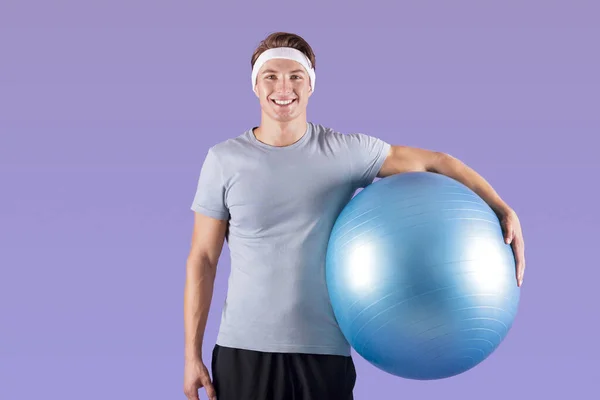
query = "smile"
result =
(271, 99, 296, 106)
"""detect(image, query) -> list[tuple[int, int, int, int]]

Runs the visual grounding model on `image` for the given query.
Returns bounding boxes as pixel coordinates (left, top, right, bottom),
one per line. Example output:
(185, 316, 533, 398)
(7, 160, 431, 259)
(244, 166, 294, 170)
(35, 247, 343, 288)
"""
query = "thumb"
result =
(184, 386, 200, 400)
(201, 371, 217, 400)
(503, 222, 513, 244)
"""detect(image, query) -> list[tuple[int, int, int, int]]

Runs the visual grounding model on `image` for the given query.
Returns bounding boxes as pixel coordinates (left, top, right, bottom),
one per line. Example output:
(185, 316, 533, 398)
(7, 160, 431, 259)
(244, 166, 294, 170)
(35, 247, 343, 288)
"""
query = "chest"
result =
(225, 156, 353, 233)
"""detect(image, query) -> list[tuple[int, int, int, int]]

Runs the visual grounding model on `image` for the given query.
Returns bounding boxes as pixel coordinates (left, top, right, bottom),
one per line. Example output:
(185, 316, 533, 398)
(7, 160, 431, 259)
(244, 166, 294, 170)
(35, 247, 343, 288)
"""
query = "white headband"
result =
(251, 47, 316, 93)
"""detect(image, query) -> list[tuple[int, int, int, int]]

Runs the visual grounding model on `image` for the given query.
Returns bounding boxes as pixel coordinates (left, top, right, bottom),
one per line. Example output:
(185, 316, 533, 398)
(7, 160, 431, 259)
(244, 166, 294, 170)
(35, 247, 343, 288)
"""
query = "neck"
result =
(253, 115, 308, 147)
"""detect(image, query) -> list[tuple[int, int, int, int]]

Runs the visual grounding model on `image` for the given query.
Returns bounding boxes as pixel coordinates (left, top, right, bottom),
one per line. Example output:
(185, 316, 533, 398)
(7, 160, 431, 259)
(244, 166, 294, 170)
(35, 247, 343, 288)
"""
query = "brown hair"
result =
(251, 32, 316, 70)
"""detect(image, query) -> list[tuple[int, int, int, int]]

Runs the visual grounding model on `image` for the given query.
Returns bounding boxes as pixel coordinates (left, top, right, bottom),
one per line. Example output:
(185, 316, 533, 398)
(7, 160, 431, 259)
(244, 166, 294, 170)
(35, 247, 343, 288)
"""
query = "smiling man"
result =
(183, 32, 525, 400)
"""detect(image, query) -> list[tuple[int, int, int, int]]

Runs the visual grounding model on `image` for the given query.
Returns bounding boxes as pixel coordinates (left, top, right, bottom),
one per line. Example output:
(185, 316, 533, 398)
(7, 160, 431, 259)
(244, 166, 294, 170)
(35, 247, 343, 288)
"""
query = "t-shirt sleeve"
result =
(344, 132, 391, 188)
(190, 148, 230, 220)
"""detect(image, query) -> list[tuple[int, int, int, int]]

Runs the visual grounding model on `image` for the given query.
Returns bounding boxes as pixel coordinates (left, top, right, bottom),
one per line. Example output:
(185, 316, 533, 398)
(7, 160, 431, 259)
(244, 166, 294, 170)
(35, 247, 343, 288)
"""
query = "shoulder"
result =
(204, 129, 254, 163)
(311, 122, 346, 137)
(310, 122, 350, 145)
(310, 122, 386, 148)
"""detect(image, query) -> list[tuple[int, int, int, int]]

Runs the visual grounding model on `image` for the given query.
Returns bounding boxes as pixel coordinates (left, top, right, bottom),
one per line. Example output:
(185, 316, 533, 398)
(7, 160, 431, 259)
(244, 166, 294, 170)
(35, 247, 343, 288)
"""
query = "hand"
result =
(183, 358, 217, 400)
(498, 208, 526, 287)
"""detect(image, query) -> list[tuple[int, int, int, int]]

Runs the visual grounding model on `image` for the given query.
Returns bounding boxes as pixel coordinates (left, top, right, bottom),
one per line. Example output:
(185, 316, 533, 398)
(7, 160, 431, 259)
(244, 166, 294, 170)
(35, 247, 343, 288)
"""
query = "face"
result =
(254, 58, 313, 123)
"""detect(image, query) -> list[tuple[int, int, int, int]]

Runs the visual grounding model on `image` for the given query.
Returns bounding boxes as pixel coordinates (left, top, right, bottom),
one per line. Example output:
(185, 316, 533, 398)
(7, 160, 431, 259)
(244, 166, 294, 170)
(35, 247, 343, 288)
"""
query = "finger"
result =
(517, 262, 525, 286)
(512, 238, 525, 286)
(519, 261, 525, 287)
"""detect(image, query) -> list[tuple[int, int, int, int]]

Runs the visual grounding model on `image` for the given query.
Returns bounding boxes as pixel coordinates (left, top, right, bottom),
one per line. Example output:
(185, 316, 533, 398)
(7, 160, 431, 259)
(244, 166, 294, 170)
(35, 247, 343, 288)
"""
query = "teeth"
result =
(273, 99, 294, 105)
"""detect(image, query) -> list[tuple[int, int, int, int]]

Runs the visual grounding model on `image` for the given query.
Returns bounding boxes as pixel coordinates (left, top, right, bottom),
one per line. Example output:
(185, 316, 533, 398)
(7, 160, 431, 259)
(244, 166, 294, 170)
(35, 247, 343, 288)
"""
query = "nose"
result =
(275, 77, 292, 94)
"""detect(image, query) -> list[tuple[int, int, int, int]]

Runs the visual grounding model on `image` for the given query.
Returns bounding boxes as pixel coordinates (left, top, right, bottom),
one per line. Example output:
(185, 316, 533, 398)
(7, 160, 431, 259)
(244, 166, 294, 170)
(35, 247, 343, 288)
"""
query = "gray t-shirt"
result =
(191, 122, 391, 356)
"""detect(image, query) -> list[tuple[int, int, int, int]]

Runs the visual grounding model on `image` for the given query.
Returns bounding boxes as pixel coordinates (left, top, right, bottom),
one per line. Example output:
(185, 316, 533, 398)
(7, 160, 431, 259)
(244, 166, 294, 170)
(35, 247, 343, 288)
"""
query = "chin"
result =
(268, 108, 296, 119)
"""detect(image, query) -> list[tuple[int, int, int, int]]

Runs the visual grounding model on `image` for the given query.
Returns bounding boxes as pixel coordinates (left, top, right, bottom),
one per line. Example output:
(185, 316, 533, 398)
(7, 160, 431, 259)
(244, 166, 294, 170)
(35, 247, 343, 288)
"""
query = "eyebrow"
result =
(261, 69, 306, 74)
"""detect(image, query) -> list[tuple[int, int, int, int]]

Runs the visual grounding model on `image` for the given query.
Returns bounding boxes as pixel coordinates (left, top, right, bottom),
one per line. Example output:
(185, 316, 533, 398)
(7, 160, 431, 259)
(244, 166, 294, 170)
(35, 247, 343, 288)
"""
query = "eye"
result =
(291, 75, 302, 79)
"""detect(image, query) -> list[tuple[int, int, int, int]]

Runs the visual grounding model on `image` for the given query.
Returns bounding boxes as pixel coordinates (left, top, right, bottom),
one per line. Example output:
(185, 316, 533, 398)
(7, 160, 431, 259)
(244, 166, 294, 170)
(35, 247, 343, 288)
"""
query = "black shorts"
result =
(211, 344, 357, 400)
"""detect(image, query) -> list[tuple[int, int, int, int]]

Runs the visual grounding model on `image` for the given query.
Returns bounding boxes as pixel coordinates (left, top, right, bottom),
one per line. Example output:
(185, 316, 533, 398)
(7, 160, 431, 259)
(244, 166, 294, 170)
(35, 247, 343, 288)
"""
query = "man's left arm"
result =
(378, 145, 525, 287)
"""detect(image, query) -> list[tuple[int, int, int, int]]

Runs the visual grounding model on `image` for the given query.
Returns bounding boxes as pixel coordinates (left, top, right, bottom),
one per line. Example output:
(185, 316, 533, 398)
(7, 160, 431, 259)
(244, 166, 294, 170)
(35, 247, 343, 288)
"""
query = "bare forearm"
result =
(184, 257, 216, 362)
(432, 153, 511, 215)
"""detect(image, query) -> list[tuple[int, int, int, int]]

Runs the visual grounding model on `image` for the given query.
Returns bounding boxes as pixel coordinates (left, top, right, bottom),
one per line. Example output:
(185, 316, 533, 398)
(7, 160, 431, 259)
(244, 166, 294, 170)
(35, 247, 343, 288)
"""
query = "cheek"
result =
(257, 81, 274, 94)
(295, 82, 310, 95)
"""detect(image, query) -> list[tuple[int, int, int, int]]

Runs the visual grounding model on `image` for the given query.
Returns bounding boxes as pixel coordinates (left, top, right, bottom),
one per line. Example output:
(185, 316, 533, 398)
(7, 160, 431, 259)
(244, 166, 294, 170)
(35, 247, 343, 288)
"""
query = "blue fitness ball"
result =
(326, 172, 520, 380)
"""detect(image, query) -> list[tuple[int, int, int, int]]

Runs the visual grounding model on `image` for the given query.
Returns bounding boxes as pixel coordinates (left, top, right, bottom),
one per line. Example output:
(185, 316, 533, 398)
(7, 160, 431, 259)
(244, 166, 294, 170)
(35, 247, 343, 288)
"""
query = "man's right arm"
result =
(184, 212, 228, 363)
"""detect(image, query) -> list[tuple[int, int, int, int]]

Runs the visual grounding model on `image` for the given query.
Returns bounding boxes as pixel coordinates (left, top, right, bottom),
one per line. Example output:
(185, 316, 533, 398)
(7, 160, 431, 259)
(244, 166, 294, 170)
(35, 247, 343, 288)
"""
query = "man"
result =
(183, 32, 525, 400)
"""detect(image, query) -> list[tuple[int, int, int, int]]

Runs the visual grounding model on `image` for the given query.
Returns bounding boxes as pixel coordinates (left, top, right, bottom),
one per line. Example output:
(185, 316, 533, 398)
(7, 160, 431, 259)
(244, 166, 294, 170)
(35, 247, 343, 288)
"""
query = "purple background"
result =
(1, 1, 598, 399)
